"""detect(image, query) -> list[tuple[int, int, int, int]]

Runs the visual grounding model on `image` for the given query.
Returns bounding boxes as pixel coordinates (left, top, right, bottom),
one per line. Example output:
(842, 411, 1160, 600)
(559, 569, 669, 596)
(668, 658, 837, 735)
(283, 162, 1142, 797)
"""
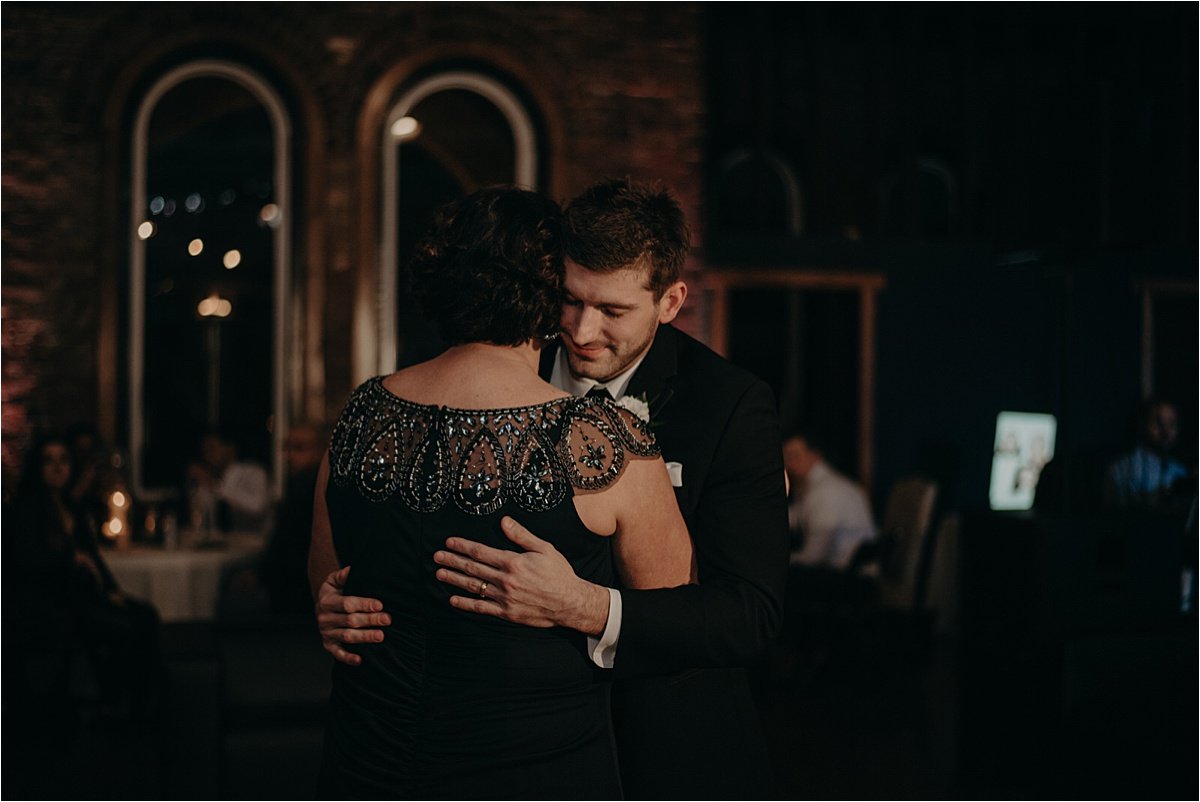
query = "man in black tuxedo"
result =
(316, 178, 789, 798)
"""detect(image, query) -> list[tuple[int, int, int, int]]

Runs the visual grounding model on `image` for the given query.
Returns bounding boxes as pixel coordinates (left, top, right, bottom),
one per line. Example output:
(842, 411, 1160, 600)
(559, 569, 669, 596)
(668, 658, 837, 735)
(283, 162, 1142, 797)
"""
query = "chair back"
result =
(925, 513, 961, 634)
(877, 476, 939, 610)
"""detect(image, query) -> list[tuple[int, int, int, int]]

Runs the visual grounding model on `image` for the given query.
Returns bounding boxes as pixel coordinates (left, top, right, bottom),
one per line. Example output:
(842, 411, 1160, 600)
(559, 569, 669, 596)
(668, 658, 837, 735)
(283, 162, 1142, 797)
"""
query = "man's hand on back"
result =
(434, 516, 610, 636)
(316, 566, 391, 666)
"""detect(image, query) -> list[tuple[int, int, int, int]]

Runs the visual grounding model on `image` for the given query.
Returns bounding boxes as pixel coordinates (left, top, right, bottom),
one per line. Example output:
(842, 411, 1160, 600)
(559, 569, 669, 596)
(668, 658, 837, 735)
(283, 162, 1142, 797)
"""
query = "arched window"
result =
(711, 147, 805, 238)
(376, 71, 538, 375)
(878, 156, 959, 240)
(129, 60, 292, 500)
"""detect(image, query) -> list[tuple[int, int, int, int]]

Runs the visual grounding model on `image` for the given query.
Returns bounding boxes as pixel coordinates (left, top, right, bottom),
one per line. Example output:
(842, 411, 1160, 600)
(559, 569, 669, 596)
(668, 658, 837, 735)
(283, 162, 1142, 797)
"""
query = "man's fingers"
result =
(344, 611, 391, 628)
(325, 594, 385, 615)
(500, 516, 550, 551)
(448, 594, 508, 619)
(323, 641, 364, 666)
(324, 626, 384, 645)
(435, 567, 503, 597)
(328, 565, 352, 589)
(442, 537, 512, 569)
(433, 551, 504, 585)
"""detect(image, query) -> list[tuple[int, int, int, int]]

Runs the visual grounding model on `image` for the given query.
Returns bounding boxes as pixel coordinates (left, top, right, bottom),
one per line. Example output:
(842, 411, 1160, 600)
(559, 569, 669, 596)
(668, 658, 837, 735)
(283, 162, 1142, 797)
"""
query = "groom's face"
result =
(560, 259, 686, 382)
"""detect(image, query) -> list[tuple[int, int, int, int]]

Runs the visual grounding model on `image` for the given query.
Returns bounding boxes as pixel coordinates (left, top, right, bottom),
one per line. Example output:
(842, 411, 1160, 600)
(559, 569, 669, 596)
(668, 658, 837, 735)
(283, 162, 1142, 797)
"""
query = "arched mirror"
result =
(376, 71, 537, 375)
(130, 61, 291, 501)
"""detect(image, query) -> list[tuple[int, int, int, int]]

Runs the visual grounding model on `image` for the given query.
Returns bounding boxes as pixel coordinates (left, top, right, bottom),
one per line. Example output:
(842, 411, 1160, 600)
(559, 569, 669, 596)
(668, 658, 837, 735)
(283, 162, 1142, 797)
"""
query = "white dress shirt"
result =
(216, 461, 272, 532)
(550, 347, 649, 668)
(788, 460, 877, 570)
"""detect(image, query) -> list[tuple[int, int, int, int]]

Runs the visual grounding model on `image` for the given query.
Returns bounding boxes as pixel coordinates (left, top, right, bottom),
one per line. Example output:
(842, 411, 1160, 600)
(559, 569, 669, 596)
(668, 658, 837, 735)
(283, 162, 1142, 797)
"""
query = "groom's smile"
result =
(559, 259, 686, 383)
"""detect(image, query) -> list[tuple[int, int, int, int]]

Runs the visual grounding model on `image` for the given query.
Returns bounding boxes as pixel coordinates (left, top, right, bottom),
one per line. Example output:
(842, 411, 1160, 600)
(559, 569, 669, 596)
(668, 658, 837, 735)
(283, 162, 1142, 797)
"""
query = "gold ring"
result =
(479, 581, 489, 598)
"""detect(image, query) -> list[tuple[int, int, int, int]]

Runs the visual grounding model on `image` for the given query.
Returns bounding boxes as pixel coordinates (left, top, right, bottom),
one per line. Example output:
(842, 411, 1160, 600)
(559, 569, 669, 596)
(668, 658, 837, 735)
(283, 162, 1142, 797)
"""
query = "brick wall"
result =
(1, 2, 706, 480)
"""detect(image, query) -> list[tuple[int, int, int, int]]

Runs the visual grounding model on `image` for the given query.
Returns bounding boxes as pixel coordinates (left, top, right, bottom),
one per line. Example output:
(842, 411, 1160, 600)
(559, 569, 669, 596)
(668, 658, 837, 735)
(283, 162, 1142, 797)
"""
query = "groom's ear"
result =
(656, 281, 688, 324)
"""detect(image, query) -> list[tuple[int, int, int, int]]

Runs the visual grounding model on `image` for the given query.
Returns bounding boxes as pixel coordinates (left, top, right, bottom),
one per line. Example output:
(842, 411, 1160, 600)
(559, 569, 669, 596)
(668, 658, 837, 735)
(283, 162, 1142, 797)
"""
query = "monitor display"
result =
(989, 411, 1057, 511)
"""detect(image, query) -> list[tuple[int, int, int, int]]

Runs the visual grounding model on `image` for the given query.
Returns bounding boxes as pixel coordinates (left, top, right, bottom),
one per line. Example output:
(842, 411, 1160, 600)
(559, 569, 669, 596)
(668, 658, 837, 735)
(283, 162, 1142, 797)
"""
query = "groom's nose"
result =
(568, 306, 604, 344)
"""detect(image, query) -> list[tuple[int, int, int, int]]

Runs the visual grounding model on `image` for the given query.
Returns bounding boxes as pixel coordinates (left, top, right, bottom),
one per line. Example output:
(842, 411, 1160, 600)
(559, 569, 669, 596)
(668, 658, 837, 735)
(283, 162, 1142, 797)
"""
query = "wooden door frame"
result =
(704, 268, 886, 490)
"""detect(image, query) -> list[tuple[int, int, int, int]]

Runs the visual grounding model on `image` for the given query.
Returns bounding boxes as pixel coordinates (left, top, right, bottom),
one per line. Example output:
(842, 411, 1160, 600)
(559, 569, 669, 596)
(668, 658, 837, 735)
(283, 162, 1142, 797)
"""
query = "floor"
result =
(9, 596, 1195, 800)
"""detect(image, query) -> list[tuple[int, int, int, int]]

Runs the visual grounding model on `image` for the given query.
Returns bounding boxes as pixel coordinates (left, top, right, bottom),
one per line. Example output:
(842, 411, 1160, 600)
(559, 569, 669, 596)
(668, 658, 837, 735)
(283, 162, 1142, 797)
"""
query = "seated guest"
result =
(64, 421, 112, 524)
(7, 433, 162, 719)
(783, 431, 877, 571)
(260, 420, 326, 616)
(185, 428, 271, 533)
(1106, 398, 1192, 510)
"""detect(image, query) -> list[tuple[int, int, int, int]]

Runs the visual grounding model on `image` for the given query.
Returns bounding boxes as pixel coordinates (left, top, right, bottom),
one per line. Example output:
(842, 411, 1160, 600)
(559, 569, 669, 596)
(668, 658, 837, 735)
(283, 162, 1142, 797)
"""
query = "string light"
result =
(198, 293, 233, 318)
(391, 116, 421, 140)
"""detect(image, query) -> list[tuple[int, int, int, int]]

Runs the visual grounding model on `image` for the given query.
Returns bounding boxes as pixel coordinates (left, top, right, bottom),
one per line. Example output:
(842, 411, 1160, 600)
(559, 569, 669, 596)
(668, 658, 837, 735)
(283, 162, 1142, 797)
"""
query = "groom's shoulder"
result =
(666, 325, 763, 397)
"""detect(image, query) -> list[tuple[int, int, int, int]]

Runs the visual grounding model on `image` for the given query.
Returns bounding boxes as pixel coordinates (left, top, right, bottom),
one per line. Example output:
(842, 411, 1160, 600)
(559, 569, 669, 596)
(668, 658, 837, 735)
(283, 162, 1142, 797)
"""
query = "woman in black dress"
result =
(312, 187, 693, 798)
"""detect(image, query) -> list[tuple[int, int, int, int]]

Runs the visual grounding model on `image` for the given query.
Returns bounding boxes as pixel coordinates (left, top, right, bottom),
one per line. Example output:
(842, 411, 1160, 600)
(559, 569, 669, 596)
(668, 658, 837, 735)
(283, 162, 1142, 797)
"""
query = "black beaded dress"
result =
(318, 377, 658, 799)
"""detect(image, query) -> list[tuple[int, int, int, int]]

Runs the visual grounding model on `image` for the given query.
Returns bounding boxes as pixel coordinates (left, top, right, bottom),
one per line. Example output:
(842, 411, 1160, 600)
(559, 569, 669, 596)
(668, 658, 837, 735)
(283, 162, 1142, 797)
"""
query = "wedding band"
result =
(479, 581, 489, 598)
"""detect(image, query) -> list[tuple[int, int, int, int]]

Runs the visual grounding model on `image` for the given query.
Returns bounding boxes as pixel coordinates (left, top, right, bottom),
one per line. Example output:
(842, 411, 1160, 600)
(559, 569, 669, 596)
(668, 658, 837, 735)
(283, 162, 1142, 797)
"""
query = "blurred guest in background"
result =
(260, 420, 327, 616)
(1106, 398, 1192, 510)
(783, 431, 877, 571)
(6, 432, 162, 721)
(185, 428, 271, 534)
(65, 422, 108, 520)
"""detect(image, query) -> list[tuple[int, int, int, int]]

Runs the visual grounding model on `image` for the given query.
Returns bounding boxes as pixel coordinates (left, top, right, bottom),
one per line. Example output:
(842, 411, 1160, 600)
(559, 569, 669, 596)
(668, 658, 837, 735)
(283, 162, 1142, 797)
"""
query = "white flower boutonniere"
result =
(615, 394, 651, 423)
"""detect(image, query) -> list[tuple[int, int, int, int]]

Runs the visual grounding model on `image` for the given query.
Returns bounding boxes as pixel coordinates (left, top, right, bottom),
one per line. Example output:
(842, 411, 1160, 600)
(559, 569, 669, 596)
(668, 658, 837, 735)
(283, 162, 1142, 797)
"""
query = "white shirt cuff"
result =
(586, 587, 622, 669)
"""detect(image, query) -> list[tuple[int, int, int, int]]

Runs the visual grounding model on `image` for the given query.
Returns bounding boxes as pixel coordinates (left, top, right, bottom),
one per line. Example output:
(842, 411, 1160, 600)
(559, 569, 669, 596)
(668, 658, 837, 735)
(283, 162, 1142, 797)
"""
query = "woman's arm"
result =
(308, 453, 389, 665)
(307, 453, 337, 600)
(608, 456, 695, 589)
(309, 451, 388, 662)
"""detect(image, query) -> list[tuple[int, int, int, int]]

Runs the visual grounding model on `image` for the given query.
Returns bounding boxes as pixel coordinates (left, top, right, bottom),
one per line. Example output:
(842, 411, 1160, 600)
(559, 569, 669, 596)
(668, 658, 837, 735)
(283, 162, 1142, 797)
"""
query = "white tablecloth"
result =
(106, 533, 265, 622)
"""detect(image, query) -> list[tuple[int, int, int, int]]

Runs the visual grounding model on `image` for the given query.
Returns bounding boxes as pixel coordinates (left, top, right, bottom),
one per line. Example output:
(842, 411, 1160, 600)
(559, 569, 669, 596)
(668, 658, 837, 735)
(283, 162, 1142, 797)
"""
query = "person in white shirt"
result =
(185, 430, 271, 533)
(783, 431, 877, 571)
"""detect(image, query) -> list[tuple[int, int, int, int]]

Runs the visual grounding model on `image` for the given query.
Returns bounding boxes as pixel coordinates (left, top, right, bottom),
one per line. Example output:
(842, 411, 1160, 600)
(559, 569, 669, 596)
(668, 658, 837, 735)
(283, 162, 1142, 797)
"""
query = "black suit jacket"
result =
(541, 324, 789, 798)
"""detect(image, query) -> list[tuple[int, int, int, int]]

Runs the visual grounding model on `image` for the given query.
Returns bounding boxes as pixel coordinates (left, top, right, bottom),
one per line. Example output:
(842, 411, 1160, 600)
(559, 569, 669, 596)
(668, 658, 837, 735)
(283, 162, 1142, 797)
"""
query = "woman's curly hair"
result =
(406, 187, 564, 347)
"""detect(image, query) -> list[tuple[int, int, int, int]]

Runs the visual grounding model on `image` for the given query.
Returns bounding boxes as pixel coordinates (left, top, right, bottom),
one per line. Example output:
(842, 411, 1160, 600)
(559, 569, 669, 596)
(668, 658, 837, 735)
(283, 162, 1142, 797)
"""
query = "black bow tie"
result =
(585, 386, 614, 401)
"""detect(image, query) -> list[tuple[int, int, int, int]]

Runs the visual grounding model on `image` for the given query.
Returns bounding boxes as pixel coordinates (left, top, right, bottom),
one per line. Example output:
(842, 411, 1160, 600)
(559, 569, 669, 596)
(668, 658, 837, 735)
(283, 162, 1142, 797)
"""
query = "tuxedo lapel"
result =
(625, 324, 679, 416)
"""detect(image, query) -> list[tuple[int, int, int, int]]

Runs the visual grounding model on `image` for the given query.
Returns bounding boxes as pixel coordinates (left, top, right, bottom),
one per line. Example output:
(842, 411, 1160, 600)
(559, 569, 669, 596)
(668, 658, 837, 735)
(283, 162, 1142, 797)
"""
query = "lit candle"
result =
(103, 488, 132, 548)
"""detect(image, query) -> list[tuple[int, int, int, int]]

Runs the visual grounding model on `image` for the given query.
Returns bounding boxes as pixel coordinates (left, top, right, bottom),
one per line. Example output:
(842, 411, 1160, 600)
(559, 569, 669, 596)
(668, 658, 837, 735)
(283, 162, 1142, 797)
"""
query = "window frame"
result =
(128, 59, 292, 500)
(374, 71, 537, 378)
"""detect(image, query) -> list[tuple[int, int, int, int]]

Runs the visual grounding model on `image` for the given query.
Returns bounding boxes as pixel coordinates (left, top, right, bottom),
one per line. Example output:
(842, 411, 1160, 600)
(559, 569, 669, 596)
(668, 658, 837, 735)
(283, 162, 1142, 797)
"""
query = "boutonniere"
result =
(616, 390, 671, 429)
(615, 394, 651, 423)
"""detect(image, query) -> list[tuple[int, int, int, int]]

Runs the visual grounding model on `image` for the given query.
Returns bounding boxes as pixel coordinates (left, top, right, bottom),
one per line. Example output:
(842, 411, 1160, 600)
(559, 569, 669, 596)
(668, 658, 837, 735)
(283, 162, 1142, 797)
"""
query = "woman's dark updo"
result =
(406, 186, 564, 347)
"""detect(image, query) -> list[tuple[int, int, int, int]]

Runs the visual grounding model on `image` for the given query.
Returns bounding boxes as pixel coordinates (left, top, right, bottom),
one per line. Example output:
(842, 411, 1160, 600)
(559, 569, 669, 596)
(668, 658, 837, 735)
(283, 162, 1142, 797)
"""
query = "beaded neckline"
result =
(329, 376, 658, 516)
(368, 375, 575, 416)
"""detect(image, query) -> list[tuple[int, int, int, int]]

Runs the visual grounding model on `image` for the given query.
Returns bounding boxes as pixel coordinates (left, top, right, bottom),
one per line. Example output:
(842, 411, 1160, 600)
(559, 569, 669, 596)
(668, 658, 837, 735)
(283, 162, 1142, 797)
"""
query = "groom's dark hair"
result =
(563, 177, 691, 299)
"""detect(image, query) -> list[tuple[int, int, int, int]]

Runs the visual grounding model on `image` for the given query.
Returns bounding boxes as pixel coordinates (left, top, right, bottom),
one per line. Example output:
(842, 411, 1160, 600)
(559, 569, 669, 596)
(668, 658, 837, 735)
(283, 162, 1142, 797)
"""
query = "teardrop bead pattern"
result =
(328, 376, 660, 515)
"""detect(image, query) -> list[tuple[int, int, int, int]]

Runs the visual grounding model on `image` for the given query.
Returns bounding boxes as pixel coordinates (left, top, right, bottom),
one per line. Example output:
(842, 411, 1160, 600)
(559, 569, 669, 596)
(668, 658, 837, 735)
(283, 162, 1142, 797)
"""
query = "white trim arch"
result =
(129, 59, 292, 499)
(372, 71, 538, 379)
(714, 147, 806, 236)
(877, 155, 960, 237)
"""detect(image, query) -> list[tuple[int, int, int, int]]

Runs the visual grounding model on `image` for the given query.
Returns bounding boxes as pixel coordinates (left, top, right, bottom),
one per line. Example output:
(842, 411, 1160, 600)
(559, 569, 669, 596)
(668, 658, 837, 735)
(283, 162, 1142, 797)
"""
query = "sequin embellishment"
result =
(328, 377, 658, 515)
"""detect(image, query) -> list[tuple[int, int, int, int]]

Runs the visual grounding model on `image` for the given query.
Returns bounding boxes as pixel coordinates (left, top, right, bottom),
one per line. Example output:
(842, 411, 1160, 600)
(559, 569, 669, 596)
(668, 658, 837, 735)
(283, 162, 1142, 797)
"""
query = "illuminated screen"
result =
(989, 411, 1057, 511)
